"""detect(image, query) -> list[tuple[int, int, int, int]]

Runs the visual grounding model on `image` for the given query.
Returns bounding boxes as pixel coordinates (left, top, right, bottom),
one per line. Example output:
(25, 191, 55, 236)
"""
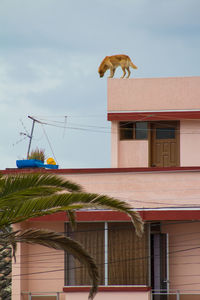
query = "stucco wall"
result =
(111, 119, 200, 168)
(180, 120, 200, 166)
(61, 170, 200, 209)
(162, 221, 200, 292)
(64, 291, 151, 300)
(12, 169, 200, 299)
(108, 77, 200, 112)
(12, 223, 29, 300)
(118, 140, 149, 167)
(13, 222, 65, 300)
(25, 221, 65, 295)
(109, 77, 200, 168)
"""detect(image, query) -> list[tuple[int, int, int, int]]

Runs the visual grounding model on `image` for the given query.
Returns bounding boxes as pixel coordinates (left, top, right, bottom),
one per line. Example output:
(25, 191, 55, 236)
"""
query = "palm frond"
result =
(2, 229, 98, 300)
(0, 192, 143, 236)
(0, 174, 82, 197)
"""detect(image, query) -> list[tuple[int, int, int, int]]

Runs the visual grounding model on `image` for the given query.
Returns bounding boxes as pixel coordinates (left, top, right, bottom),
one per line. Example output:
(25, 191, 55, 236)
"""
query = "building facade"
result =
(11, 76, 200, 300)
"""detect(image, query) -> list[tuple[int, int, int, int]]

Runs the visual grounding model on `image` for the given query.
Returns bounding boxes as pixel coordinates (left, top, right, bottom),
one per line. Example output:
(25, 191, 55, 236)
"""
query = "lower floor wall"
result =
(20, 291, 200, 300)
(162, 221, 200, 291)
(21, 291, 150, 300)
(66, 291, 151, 300)
(154, 293, 200, 300)
(13, 219, 200, 300)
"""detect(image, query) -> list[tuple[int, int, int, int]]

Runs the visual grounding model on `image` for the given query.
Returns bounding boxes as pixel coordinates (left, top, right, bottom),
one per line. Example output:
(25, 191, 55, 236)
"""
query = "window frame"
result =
(119, 121, 148, 141)
(65, 221, 150, 287)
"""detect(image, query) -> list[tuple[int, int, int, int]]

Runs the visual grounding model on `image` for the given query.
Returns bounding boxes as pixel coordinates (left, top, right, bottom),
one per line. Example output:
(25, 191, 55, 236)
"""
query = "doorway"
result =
(151, 233, 169, 300)
(150, 121, 180, 167)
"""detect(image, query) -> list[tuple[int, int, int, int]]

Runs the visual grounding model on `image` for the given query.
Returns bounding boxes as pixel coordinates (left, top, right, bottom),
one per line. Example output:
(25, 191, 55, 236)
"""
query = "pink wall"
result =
(64, 291, 150, 300)
(108, 77, 200, 167)
(108, 77, 200, 112)
(111, 120, 149, 168)
(162, 221, 200, 292)
(118, 140, 148, 167)
(25, 221, 65, 300)
(12, 169, 200, 299)
(61, 170, 200, 209)
(180, 120, 200, 166)
(111, 121, 118, 167)
(12, 221, 66, 300)
(12, 223, 29, 300)
(111, 119, 200, 168)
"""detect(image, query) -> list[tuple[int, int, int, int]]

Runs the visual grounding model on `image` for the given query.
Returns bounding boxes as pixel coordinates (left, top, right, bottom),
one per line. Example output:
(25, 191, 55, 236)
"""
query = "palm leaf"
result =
(0, 174, 82, 197)
(0, 229, 98, 300)
(0, 193, 143, 236)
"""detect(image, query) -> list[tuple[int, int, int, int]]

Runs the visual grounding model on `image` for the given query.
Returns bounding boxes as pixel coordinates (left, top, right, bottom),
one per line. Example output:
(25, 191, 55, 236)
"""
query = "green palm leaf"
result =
(0, 229, 99, 300)
(0, 173, 82, 197)
(0, 192, 143, 236)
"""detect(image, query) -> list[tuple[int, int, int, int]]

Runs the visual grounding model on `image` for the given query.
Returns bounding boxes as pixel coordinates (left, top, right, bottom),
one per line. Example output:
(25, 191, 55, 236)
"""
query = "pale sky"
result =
(0, 0, 199, 169)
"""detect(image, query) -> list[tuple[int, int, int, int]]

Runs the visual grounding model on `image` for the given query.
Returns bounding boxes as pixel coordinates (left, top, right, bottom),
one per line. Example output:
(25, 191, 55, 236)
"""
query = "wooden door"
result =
(151, 121, 179, 167)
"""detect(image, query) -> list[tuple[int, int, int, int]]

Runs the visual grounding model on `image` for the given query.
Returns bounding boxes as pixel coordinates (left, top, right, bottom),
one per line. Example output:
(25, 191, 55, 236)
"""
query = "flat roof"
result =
(2, 166, 200, 175)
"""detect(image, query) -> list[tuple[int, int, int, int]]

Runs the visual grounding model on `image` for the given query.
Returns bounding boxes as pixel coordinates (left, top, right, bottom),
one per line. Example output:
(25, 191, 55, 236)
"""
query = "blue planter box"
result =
(16, 159, 59, 169)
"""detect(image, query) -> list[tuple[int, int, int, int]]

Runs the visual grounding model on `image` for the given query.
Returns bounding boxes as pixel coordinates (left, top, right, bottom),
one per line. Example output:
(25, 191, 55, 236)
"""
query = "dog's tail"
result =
(130, 60, 138, 69)
(131, 61, 137, 69)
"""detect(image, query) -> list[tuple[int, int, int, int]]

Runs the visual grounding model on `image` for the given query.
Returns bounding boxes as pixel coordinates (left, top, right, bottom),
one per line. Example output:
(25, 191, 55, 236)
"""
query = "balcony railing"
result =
(151, 290, 200, 300)
(21, 292, 62, 300)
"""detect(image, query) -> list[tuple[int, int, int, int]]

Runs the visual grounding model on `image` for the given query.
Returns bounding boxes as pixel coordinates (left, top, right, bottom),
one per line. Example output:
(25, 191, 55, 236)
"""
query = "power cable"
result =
(41, 123, 58, 164)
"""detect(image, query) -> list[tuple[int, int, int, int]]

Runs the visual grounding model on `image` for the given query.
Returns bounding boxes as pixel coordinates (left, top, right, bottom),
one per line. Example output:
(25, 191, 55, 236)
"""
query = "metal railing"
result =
(21, 291, 63, 300)
(22, 290, 200, 300)
(151, 290, 200, 300)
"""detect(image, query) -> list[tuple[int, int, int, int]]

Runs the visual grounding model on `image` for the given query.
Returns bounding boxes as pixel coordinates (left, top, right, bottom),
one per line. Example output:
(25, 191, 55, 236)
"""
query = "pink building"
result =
(10, 76, 200, 300)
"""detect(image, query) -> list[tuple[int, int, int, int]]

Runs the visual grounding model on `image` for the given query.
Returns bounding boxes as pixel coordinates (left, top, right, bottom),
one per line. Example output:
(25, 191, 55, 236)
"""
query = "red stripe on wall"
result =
(29, 210, 200, 222)
(107, 111, 200, 121)
(63, 286, 151, 292)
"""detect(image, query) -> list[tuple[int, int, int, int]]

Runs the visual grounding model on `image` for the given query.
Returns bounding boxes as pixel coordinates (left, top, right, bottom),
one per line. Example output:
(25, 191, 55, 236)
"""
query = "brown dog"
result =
(98, 54, 137, 78)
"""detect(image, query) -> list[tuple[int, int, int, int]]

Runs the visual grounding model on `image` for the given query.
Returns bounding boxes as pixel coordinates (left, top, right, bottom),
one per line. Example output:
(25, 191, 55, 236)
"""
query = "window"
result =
(65, 222, 149, 286)
(119, 122, 148, 140)
(156, 127, 176, 139)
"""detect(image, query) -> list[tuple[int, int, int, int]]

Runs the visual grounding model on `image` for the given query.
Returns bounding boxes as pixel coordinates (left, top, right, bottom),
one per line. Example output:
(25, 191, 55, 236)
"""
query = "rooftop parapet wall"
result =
(107, 77, 200, 112)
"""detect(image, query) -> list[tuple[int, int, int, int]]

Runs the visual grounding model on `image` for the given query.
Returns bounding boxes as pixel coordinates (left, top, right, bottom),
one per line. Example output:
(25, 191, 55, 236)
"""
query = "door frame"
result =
(148, 121, 180, 167)
(151, 232, 169, 300)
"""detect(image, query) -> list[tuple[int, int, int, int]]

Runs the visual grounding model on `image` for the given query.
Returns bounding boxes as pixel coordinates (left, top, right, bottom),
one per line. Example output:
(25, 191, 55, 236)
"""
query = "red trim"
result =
(29, 211, 131, 222)
(141, 210, 200, 220)
(107, 111, 200, 121)
(63, 286, 151, 293)
(75, 211, 130, 221)
(29, 210, 200, 222)
(3, 166, 200, 174)
(29, 212, 66, 222)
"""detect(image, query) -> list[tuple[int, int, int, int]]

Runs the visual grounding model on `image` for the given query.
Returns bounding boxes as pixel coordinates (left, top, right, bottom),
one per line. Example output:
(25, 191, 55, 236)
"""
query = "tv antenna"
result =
(20, 116, 42, 159)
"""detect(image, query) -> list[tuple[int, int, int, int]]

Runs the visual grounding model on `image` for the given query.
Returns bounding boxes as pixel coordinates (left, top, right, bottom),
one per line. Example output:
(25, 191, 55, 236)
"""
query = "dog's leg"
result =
(108, 68, 114, 78)
(112, 68, 116, 77)
(121, 66, 126, 78)
(109, 66, 117, 78)
(126, 67, 131, 78)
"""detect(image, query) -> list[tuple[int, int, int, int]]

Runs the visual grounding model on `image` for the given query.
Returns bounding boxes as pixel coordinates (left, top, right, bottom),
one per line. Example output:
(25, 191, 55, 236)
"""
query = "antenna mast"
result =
(26, 116, 41, 159)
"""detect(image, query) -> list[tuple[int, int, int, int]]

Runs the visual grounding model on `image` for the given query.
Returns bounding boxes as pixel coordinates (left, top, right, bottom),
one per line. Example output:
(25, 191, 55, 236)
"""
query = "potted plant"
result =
(16, 148, 59, 169)
(16, 148, 46, 168)
(28, 148, 45, 163)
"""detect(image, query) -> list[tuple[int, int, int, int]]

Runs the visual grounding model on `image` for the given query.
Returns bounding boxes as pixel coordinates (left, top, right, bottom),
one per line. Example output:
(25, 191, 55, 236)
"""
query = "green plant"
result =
(28, 148, 45, 162)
